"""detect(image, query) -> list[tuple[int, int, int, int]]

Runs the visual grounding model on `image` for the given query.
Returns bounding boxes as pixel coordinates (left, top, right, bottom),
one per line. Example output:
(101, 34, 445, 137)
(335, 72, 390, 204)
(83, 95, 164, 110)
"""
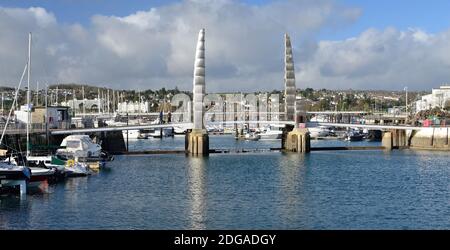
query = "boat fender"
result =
(66, 159, 75, 167)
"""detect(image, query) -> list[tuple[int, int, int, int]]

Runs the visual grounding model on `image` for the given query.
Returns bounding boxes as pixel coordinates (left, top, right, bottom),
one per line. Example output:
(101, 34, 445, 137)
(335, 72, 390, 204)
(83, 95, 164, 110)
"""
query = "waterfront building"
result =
(415, 85, 450, 112)
(15, 105, 71, 129)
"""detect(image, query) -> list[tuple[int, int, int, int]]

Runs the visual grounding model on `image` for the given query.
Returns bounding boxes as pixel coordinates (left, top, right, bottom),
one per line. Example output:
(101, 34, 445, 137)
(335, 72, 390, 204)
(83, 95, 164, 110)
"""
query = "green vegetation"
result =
(0, 84, 426, 114)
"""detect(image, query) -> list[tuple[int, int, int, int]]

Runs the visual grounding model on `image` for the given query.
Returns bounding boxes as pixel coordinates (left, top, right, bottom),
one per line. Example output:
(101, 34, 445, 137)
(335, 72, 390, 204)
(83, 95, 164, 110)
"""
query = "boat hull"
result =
(29, 167, 56, 184)
(259, 133, 282, 140)
(0, 168, 30, 181)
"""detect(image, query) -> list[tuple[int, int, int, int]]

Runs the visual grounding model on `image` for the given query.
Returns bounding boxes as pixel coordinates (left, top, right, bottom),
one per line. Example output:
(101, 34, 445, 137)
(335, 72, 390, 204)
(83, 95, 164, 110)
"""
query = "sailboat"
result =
(0, 37, 33, 195)
(21, 33, 57, 186)
(0, 156, 31, 195)
(23, 33, 93, 180)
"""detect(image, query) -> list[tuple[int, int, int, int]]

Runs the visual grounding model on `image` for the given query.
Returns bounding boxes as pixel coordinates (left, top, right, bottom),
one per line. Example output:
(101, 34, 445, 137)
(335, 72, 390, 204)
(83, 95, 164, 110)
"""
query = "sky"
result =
(0, 0, 449, 92)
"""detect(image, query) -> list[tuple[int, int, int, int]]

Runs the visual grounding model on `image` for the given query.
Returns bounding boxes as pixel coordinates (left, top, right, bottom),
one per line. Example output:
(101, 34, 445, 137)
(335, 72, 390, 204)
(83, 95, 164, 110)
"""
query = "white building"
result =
(15, 105, 71, 129)
(117, 101, 150, 113)
(415, 85, 450, 112)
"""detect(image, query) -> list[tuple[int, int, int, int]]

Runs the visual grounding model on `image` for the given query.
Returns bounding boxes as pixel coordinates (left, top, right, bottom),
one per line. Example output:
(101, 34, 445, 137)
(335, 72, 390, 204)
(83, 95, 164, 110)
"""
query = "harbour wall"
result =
(409, 127, 450, 150)
(1, 130, 126, 155)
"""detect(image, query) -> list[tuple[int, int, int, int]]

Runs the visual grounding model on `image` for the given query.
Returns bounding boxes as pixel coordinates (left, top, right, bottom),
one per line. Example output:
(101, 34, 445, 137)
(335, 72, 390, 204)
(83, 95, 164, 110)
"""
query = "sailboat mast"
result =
(82, 86, 85, 117)
(36, 81, 39, 106)
(26, 32, 31, 158)
(98, 88, 101, 114)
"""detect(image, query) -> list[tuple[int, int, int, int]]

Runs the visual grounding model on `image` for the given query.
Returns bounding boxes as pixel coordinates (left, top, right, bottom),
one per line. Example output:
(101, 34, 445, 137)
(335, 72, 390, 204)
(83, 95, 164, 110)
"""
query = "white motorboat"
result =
(308, 126, 331, 138)
(49, 156, 91, 177)
(56, 135, 103, 160)
(259, 124, 284, 140)
(122, 129, 143, 139)
(244, 132, 261, 141)
(146, 127, 174, 138)
(65, 162, 92, 177)
(173, 126, 188, 135)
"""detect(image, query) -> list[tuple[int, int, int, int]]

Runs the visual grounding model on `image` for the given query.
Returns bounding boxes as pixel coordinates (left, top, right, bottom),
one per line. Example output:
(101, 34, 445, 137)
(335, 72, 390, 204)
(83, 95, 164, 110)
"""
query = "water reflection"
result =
(277, 153, 307, 228)
(64, 177, 89, 207)
(187, 157, 207, 229)
(0, 194, 28, 229)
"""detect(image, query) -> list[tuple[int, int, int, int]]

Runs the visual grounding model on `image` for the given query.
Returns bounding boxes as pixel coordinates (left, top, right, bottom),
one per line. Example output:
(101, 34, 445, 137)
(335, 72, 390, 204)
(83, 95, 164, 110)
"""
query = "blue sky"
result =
(337, 0, 450, 39)
(0, 0, 174, 24)
(2, 0, 450, 39)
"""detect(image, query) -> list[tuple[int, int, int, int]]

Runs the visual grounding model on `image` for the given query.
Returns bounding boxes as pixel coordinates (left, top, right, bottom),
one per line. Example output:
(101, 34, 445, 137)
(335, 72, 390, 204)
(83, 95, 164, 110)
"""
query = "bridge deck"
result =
(2, 120, 438, 136)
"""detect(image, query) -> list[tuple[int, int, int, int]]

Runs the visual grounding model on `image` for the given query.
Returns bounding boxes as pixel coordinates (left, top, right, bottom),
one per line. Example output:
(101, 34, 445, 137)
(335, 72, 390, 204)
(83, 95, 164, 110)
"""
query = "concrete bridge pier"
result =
(186, 29, 209, 156)
(382, 129, 408, 150)
(285, 128, 310, 153)
(284, 100, 310, 153)
(282, 34, 310, 153)
(186, 129, 209, 155)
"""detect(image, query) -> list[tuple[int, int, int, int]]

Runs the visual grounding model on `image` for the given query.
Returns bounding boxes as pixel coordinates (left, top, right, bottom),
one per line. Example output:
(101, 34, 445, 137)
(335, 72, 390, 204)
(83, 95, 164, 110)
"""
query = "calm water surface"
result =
(1, 136, 449, 229)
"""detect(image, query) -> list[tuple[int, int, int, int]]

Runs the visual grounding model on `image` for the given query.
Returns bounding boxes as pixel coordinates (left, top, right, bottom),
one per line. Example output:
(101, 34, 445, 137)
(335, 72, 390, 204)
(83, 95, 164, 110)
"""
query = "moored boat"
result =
(56, 135, 113, 162)
(259, 124, 284, 140)
(308, 126, 331, 139)
(50, 156, 92, 177)
(244, 132, 261, 141)
(0, 160, 31, 195)
(344, 131, 364, 141)
(28, 167, 56, 187)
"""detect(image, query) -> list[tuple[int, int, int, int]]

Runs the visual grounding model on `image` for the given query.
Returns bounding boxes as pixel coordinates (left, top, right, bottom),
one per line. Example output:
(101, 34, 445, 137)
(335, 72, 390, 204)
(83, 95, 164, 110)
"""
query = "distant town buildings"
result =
(117, 101, 150, 113)
(415, 85, 450, 112)
(61, 99, 105, 113)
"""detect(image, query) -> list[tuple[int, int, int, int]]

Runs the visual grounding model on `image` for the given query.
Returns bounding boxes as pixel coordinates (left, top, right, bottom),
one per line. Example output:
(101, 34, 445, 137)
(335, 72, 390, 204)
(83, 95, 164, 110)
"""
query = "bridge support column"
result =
(186, 129, 209, 156)
(186, 29, 209, 156)
(285, 128, 310, 153)
(383, 129, 407, 150)
(393, 129, 408, 148)
(382, 131, 393, 150)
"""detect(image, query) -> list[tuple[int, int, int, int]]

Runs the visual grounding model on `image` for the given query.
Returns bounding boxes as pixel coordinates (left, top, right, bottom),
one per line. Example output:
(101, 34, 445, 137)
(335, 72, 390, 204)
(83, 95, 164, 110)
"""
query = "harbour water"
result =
(0, 136, 449, 229)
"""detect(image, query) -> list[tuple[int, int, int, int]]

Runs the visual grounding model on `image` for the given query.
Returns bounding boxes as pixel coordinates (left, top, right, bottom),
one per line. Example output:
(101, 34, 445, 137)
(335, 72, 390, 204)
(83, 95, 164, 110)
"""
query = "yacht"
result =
(146, 127, 174, 138)
(122, 129, 144, 139)
(28, 167, 56, 187)
(365, 130, 382, 142)
(244, 132, 261, 141)
(56, 135, 112, 162)
(308, 126, 331, 139)
(5, 156, 57, 186)
(27, 156, 67, 182)
(49, 156, 91, 177)
(174, 125, 190, 135)
(259, 124, 284, 140)
(0, 162, 30, 181)
(0, 159, 31, 193)
(344, 130, 364, 141)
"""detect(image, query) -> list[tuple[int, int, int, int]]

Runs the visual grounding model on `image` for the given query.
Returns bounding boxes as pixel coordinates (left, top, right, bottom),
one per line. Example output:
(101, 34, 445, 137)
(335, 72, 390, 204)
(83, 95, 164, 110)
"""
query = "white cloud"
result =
(298, 28, 450, 90)
(1, 0, 449, 92)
